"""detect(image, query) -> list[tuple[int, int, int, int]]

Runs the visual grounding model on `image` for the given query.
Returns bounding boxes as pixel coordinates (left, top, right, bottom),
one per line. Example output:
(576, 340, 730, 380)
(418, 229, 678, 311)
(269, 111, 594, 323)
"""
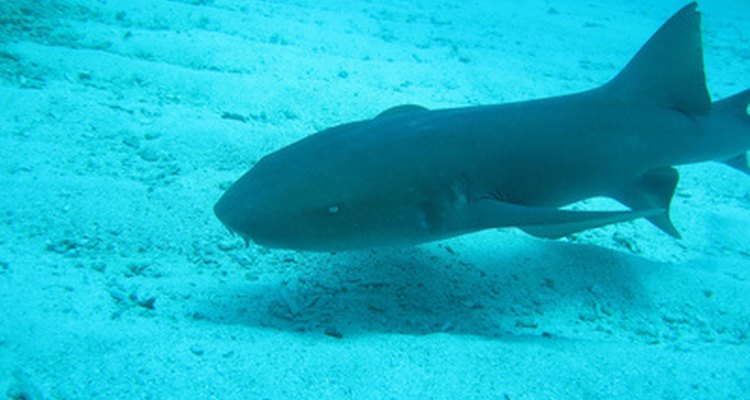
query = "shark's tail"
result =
(714, 89, 750, 123)
(602, 3, 749, 236)
(715, 89, 750, 175)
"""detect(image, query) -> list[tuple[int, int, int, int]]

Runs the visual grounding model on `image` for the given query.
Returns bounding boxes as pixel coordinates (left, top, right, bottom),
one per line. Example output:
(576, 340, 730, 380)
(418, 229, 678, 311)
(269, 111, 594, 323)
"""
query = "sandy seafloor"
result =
(0, 0, 749, 398)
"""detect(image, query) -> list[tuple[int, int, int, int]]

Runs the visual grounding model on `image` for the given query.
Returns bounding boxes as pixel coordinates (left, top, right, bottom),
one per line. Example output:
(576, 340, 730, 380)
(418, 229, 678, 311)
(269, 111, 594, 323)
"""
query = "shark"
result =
(214, 2, 749, 252)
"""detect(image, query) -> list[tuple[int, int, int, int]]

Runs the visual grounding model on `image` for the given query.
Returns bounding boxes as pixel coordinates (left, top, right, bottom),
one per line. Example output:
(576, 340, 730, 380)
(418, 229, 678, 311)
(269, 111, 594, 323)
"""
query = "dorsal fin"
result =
(605, 2, 710, 115)
(375, 104, 429, 119)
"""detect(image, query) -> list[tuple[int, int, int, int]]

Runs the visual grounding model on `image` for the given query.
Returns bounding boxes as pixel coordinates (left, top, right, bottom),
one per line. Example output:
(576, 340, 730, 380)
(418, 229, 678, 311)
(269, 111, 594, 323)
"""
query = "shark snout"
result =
(213, 179, 261, 244)
(214, 168, 293, 247)
(214, 192, 244, 236)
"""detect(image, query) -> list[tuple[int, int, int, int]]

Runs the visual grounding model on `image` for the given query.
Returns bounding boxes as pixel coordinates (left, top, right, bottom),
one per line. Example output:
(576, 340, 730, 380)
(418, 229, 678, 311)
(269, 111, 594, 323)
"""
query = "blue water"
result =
(0, 0, 748, 398)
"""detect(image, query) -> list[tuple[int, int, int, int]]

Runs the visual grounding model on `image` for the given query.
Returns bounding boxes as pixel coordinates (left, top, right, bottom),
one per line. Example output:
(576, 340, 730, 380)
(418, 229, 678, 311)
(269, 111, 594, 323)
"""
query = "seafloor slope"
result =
(0, 0, 748, 398)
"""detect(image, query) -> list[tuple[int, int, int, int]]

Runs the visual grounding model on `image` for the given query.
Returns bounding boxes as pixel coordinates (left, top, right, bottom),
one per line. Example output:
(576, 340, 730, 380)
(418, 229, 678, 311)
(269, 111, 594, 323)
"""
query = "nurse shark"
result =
(214, 3, 749, 251)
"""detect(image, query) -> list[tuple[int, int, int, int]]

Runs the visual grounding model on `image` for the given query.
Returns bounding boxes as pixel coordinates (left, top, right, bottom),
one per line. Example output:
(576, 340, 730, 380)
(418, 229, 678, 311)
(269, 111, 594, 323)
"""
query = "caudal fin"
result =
(713, 89, 750, 121)
(605, 2, 711, 115)
(715, 89, 750, 175)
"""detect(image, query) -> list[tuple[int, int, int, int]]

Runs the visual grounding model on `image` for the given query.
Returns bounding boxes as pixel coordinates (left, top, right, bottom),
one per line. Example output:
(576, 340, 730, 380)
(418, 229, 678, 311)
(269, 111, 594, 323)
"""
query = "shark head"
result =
(213, 128, 430, 251)
(213, 152, 344, 250)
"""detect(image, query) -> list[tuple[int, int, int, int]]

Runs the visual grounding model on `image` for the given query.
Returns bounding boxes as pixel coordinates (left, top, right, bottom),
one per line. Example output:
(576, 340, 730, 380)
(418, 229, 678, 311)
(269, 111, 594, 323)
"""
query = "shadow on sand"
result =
(198, 238, 662, 340)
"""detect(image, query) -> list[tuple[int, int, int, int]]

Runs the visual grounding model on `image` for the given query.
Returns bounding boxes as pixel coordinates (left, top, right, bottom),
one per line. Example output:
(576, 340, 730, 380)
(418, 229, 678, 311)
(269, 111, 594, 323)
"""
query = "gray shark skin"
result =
(214, 3, 749, 252)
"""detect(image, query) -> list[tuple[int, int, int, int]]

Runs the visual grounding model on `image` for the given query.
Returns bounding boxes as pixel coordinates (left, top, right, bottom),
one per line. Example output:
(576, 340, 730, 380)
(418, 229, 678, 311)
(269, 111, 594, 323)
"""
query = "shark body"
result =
(214, 3, 749, 251)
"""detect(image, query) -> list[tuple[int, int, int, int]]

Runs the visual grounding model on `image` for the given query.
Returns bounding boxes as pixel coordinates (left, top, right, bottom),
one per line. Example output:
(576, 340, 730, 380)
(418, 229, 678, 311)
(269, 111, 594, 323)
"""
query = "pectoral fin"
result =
(450, 200, 661, 239)
(516, 208, 662, 239)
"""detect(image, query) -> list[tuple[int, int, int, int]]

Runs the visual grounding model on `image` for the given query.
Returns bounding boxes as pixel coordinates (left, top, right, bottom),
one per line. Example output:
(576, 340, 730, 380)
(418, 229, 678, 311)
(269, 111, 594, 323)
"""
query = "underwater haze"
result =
(1, 0, 749, 398)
